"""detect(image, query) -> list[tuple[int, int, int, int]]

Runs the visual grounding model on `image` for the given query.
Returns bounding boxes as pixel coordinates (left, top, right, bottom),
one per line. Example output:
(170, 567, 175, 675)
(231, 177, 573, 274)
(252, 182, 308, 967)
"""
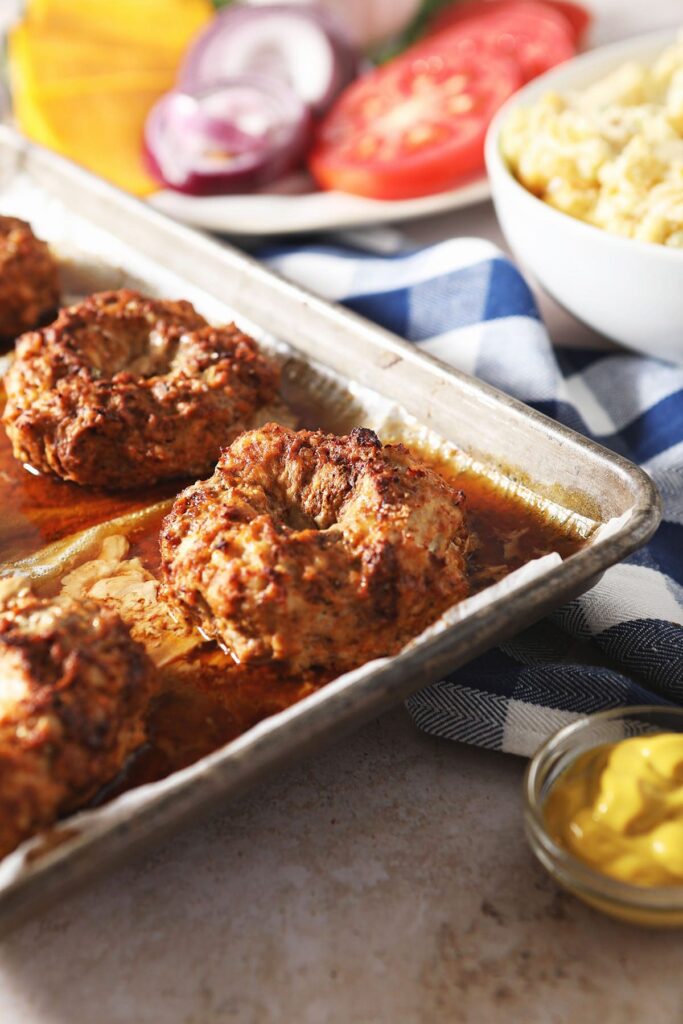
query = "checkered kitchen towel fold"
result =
(263, 237, 683, 757)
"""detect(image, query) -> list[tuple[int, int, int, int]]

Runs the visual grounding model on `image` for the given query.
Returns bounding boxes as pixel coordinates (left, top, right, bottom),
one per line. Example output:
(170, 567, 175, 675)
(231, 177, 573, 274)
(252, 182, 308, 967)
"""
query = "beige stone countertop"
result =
(3, 709, 683, 1024)
(3, 1, 683, 1021)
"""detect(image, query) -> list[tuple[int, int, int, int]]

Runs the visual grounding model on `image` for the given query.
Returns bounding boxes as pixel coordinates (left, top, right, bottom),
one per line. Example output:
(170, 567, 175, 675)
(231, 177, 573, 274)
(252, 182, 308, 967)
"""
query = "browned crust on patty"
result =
(0, 582, 158, 859)
(0, 216, 60, 345)
(2, 289, 281, 489)
(161, 423, 471, 674)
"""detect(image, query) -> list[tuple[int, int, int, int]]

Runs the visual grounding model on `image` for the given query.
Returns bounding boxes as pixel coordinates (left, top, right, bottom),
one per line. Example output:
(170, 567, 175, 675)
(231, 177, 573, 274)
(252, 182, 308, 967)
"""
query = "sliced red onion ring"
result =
(143, 76, 312, 195)
(179, 3, 359, 117)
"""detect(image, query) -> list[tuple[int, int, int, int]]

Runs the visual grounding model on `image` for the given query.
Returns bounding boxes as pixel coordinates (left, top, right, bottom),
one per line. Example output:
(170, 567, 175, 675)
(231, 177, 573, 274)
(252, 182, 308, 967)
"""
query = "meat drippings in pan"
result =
(0, 267, 588, 845)
(0, 389, 585, 805)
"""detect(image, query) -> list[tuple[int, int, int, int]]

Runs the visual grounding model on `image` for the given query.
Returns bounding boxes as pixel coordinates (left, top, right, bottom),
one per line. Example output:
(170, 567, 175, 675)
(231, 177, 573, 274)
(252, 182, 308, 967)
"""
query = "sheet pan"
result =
(0, 128, 661, 931)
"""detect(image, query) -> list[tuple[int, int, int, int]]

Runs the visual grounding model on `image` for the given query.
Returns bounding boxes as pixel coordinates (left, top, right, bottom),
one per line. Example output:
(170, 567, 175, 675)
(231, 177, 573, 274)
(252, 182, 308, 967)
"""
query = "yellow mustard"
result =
(544, 732, 683, 887)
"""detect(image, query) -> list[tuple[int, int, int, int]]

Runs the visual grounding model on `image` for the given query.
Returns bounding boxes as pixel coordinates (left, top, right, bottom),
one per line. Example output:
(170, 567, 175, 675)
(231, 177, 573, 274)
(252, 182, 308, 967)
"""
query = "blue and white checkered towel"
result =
(264, 238, 683, 757)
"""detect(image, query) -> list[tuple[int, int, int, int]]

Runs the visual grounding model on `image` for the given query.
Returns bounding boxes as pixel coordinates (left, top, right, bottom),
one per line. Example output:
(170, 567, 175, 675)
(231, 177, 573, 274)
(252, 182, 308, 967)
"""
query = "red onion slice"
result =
(179, 4, 359, 116)
(143, 76, 312, 195)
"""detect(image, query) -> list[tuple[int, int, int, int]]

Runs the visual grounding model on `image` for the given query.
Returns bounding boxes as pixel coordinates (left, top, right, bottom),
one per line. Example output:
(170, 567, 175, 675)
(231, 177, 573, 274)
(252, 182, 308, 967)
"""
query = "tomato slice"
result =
(428, 0, 592, 46)
(427, 1, 577, 81)
(309, 43, 521, 200)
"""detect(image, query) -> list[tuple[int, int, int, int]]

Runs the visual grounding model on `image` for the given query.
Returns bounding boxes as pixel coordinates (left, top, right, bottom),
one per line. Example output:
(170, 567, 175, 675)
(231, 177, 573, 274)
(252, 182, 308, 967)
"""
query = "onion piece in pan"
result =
(179, 3, 359, 117)
(143, 76, 312, 195)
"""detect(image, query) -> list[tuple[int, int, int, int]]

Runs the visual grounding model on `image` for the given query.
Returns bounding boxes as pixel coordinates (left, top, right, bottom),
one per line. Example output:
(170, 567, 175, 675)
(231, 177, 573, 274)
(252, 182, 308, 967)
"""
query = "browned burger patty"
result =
(160, 423, 471, 675)
(2, 289, 280, 489)
(0, 215, 60, 346)
(0, 580, 158, 859)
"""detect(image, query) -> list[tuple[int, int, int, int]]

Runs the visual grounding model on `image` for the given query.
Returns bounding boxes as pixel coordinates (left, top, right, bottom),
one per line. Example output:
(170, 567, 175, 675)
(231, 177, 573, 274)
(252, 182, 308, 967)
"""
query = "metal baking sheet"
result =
(0, 127, 661, 931)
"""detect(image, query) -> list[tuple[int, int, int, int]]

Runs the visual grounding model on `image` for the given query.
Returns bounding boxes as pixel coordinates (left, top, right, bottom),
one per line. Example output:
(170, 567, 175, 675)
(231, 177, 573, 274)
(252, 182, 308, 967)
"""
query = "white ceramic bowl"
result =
(485, 29, 683, 363)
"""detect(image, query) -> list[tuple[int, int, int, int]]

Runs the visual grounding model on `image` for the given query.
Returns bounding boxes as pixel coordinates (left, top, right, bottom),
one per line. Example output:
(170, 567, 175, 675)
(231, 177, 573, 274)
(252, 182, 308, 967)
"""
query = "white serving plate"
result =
(148, 173, 491, 235)
(485, 28, 683, 363)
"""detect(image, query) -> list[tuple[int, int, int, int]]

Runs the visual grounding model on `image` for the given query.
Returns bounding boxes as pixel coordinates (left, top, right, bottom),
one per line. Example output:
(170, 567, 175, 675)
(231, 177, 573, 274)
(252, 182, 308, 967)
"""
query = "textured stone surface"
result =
(1, 709, 682, 1023)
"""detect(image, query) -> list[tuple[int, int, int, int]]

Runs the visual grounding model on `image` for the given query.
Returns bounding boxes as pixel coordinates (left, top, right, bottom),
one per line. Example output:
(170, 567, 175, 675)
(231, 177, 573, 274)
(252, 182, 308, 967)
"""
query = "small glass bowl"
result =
(524, 706, 683, 928)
